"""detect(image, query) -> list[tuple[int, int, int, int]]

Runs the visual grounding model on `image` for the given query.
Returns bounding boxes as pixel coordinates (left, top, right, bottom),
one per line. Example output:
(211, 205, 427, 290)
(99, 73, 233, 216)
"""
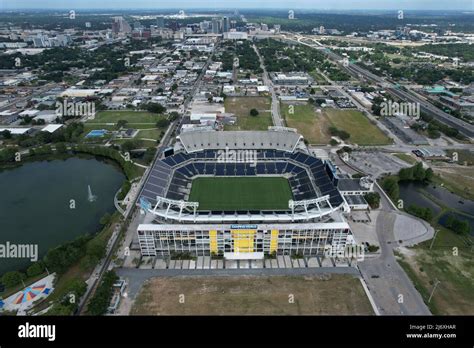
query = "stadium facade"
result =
(137, 130, 372, 261)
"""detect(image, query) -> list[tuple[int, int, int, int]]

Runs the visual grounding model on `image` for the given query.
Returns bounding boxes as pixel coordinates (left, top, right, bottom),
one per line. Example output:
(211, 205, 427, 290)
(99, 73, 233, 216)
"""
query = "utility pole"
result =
(428, 279, 441, 303)
(429, 229, 439, 250)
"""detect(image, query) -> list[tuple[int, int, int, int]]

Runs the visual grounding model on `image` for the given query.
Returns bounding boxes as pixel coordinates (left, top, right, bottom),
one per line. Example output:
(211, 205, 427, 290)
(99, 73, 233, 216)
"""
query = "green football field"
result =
(189, 177, 293, 210)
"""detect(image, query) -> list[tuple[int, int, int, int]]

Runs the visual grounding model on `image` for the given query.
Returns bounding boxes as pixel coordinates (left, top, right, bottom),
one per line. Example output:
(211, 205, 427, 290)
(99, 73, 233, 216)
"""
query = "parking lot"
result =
(347, 150, 411, 177)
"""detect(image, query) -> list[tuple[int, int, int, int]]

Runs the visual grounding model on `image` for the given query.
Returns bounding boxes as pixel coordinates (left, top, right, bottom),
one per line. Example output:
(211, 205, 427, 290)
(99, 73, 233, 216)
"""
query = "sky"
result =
(1, 0, 472, 11)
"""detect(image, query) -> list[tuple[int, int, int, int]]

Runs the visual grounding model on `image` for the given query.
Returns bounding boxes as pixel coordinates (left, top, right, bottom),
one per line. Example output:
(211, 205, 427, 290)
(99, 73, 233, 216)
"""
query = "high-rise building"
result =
(212, 18, 220, 34)
(223, 17, 229, 33)
(156, 16, 165, 28)
(112, 17, 132, 34)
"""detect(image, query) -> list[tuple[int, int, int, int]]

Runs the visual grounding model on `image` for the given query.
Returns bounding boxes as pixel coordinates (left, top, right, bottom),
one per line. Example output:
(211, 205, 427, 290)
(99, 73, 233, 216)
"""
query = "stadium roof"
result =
(177, 130, 303, 153)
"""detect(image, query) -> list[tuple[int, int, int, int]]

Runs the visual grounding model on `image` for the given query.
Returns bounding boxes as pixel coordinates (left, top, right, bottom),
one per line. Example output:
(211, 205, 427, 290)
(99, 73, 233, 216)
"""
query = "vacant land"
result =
(324, 108, 392, 145)
(90, 111, 163, 124)
(224, 97, 272, 131)
(131, 275, 373, 315)
(432, 165, 474, 201)
(393, 153, 418, 165)
(189, 177, 292, 210)
(397, 229, 474, 315)
(281, 102, 331, 144)
(309, 70, 327, 84)
(445, 149, 474, 166)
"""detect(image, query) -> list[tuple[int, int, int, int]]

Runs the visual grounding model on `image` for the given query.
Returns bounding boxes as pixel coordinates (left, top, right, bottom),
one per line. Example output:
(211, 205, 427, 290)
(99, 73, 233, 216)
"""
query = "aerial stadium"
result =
(137, 129, 373, 261)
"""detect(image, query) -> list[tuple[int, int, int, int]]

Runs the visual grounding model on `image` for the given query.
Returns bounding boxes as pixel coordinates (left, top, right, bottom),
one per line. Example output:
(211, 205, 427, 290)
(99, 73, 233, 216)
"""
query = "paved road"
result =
(117, 266, 360, 299)
(357, 187, 432, 315)
(253, 44, 284, 127)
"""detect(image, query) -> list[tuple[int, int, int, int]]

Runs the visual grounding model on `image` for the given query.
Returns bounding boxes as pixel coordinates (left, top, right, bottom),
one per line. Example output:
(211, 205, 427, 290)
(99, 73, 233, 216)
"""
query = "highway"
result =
(280, 33, 474, 140)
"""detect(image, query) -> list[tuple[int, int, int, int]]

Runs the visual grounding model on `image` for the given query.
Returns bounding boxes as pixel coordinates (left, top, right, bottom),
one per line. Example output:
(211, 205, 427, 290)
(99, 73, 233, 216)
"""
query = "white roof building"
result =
(0, 127, 32, 135)
(61, 88, 100, 97)
(41, 124, 64, 133)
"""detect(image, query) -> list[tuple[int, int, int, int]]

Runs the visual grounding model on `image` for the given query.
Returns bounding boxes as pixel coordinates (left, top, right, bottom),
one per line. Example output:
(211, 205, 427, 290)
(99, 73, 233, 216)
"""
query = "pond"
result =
(0, 156, 125, 275)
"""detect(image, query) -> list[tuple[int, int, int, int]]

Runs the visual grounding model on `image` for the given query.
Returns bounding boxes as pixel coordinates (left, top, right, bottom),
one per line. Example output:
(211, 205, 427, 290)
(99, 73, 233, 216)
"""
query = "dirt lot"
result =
(281, 102, 332, 144)
(131, 274, 373, 315)
(224, 96, 272, 131)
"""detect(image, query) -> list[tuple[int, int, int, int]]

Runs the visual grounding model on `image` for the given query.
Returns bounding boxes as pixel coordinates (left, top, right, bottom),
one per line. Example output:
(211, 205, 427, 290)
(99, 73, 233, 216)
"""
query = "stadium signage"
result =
(230, 224, 258, 229)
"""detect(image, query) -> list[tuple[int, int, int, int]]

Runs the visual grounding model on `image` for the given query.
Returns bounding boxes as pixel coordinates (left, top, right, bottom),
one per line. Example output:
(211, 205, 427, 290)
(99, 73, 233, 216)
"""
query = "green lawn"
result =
(111, 139, 157, 147)
(324, 108, 392, 145)
(189, 177, 292, 210)
(224, 97, 273, 131)
(136, 128, 165, 141)
(281, 102, 331, 144)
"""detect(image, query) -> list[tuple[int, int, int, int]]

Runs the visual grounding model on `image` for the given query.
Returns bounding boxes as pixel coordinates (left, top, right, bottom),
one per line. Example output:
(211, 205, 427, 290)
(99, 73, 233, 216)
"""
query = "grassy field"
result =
(393, 153, 418, 165)
(323, 108, 392, 145)
(131, 275, 374, 315)
(397, 228, 474, 315)
(445, 149, 474, 166)
(136, 128, 164, 141)
(89, 111, 163, 124)
(309, 70, 327, 84)
(432, 166, 474, 201)
(189, 177, 292, 210)
(281, 102, 332, 144)
(224, 97, 272, 131)
(111, 139, 157, 147)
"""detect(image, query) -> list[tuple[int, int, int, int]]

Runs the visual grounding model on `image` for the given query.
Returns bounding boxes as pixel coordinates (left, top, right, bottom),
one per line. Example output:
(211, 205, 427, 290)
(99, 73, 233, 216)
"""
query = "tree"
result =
(168, 111, 179, 121)
(146, 103, 166, 114)
(338, 130, 350, 141)
(413, 162, 426, 181)
(116, 120, 128, 129)
(143, 148, 156, 164)
(364, 192, 381, 209)
(99, 213, 112, 226)
(1, 271, 26, 288)
(445, 215, 469, 235)
(425, 168, 434, 182)
(27, 262, 45, 278)
(55, 142, 67, 153)
(398, 167, 414, 181)
(156, 118, 170, 128)
(86, 271, 118, 315)
(250, 108, 259, 117)
(383, 177, 399, 201)
(121, 139, 141, 152)
(1, 130, 11, 139)
(406, 205, 433, 222)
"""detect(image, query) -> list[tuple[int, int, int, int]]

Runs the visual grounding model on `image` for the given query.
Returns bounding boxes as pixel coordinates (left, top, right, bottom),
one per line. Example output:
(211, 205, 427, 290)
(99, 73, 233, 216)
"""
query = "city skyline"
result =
(1, 0, 473, 11)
